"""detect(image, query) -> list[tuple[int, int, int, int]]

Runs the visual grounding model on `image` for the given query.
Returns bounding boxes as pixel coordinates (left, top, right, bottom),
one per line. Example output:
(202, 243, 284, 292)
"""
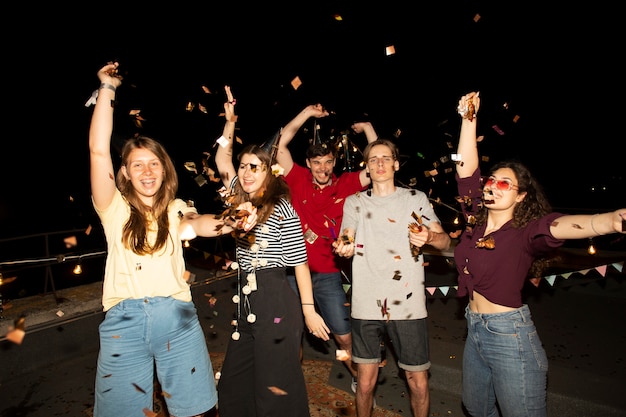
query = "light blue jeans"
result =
(462, 304, 548, 417)
(94, 297, 217, 417)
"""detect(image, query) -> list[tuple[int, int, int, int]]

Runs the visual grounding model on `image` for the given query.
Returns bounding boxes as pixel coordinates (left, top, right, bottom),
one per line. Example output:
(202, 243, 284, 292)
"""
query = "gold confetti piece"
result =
(132, 383, 146, 394)
(201, 85, 211, 94)
(143, 408, 158, 417)
(6, 328, 25, 345)
(64, 236, 77, 248)
(336, 349, 351, 361)
(385, 45, 396, 56)
(475, 235, 496, 249)
(56, 310, 64, 317)
(268, 386, 288, 396)
(184, 161, 198, 173)
(194, 175, 208, 187)
(291, 76, 302, 90)
(161, 390, 172, 399)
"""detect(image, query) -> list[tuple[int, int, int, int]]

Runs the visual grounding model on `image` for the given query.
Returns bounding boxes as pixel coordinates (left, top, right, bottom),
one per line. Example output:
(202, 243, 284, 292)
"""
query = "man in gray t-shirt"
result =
(333, 138, 451, 417)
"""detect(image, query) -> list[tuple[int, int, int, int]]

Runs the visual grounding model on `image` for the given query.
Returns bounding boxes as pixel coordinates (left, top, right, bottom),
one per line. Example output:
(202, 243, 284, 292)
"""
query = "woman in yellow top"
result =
(89, 62, 256, 417)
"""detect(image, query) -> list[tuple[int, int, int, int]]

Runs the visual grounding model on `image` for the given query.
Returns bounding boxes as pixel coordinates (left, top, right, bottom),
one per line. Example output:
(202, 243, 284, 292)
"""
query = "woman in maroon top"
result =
(454, 91, 625, 417)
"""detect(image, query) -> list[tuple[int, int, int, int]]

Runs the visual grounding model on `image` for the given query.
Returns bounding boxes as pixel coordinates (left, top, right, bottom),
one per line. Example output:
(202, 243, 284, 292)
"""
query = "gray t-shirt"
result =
(341, 187, 440, 320)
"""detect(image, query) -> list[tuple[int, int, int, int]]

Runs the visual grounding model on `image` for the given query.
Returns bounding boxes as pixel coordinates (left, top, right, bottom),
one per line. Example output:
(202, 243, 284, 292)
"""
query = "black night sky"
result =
(2, 3, 624, 240)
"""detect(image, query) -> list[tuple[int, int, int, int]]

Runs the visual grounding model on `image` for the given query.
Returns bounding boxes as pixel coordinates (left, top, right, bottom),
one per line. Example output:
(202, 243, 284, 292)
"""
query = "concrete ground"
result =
(1, 248, 625, 417)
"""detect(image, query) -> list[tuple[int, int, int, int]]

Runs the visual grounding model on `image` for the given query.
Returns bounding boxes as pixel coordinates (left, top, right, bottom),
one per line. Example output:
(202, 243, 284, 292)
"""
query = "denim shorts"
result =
(288, 271, 351, 335)
(94, 296, 217, 417)
(351, 318, 430, 372)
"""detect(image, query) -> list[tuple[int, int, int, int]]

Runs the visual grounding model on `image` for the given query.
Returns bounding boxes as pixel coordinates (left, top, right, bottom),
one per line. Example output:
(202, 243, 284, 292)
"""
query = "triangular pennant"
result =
(595, 264, 608, 277)
(203, 251, 210, 260)
(342, 284, 351, 294)
(611, 262, 623, 273)
(438, 286, 450, 296)
(561, 272, 573, 279)
(426, 287, 436, 295)
(579, 268, 592, 276)
(544, 275, 557, 286)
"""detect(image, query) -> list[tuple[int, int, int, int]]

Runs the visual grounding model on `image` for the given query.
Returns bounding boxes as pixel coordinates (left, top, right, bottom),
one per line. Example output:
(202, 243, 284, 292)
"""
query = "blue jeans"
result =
(462, 304, 548, 417)
(288, 271, 351, 335)
(94, 297, 217, 417)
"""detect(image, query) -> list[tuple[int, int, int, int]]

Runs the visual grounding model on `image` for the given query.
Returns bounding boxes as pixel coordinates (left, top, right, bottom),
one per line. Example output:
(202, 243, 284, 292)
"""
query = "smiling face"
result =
(482, 167, 526, 208)
(306, 152, 335, 186)
(121, 147, 164, 206)
(238, 153, 268, 198)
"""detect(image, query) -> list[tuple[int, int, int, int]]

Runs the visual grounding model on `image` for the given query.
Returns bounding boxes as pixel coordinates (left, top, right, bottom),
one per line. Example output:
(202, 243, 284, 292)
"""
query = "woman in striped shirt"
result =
(212, 86, 329, 416)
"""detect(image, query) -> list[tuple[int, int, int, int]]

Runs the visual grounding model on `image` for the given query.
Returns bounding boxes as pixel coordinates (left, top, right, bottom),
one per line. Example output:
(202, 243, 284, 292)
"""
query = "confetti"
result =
(336, 349, 351, 361)
(268, 386, 289, 396)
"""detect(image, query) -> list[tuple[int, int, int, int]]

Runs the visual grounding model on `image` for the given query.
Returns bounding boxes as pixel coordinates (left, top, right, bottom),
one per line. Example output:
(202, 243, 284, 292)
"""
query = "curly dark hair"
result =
(476, 160, 557, 278)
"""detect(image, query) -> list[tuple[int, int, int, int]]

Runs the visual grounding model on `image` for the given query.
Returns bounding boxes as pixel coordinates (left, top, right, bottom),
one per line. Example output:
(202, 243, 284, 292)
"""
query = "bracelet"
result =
(590, 213, 600, 236)
(99, 83, 117, 92)
(301, 303, 314, 306)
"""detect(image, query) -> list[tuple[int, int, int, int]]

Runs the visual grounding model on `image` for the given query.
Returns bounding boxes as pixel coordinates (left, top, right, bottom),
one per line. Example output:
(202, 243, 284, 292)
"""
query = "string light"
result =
(587, 238, 597, 255)
(73, 262, 83, 275)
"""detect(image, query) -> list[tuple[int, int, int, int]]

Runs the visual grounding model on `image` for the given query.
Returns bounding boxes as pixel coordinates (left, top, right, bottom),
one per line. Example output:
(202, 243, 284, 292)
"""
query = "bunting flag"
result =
(188, 240, 624, 299)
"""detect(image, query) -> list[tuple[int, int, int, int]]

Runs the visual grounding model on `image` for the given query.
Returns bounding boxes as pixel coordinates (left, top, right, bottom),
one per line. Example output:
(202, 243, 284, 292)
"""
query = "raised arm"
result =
(351, 121, 379, 187)
(214, 85, 238, 189)
(455, 91, 480, 179)
(89, 62, 123, 211)
(275, 104, 329, 176)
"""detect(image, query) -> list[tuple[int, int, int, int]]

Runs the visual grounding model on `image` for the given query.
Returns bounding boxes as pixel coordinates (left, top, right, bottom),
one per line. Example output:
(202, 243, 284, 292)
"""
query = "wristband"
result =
(99, 83, 117, 92)
(590, 213, 600, 236)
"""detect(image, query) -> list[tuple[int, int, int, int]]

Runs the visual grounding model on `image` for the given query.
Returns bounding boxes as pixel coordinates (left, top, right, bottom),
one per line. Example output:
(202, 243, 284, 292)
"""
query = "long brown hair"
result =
(116, 135, 178, 255)
(228, 144, 291, 224)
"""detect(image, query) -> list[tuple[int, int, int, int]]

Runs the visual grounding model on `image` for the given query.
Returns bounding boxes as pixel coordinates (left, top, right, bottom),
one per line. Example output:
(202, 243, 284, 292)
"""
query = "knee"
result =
(334, 333, 352, 348)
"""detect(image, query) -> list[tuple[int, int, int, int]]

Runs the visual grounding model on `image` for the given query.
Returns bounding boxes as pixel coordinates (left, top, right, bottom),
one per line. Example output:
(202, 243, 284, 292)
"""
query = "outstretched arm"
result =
(179, 202, 259, 239)
(89, 62, 123, 211)
(455, 91, 480, 179)
(275, 104, 329, 176)
(214, 85, 238, 189)
(550, 210, 626, 240)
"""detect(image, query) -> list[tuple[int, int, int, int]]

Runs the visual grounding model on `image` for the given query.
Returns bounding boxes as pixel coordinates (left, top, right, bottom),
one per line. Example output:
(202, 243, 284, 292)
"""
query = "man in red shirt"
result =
(275, 104, 377, 391)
